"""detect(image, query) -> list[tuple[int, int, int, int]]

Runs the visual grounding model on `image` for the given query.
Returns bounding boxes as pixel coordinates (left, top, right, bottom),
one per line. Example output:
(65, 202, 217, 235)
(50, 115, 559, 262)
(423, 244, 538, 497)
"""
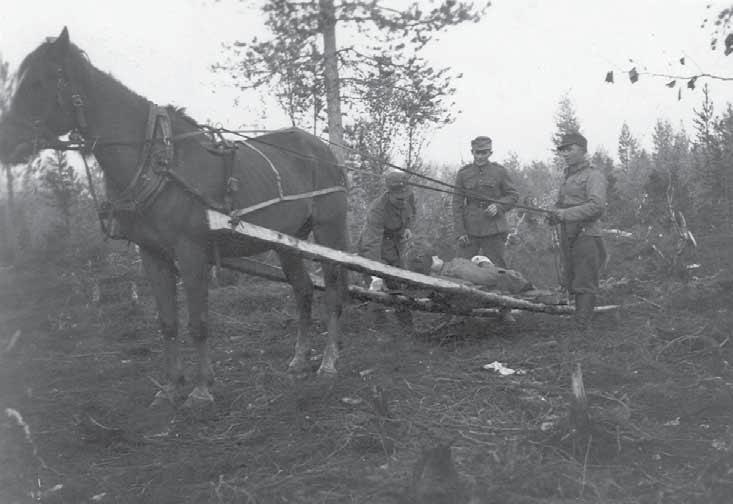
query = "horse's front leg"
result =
(177, 238, 214, 407)
(277, 251, 314, 376)
(139, 247, 183, 407)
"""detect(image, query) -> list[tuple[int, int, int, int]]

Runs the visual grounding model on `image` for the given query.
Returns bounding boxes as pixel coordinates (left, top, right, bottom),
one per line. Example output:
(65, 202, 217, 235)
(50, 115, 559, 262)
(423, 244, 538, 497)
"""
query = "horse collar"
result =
(107, 105, 173, 211)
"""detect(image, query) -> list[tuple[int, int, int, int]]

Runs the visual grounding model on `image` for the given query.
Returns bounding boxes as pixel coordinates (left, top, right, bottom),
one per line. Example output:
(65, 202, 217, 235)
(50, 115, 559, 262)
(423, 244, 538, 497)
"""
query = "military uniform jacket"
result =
(452, 162, 519, 237)
(358, 191, 416, 262)
(556, 160, 607, 237)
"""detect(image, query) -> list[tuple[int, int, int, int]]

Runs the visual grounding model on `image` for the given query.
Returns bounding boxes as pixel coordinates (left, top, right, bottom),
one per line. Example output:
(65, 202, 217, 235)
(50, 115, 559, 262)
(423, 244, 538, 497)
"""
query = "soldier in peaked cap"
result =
(452, 135, 519, 322)
(547, 132, 607, 330)
(358, 169, 417, 328)
(557, 132, 588, 151)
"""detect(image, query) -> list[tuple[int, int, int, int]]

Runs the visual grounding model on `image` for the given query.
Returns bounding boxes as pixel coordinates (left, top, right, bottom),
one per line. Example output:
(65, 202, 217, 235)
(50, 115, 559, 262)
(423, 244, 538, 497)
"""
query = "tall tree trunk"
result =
(726, 169, 733, 231)
(319, 0, 345, 164)
(2, 164, 17, 263)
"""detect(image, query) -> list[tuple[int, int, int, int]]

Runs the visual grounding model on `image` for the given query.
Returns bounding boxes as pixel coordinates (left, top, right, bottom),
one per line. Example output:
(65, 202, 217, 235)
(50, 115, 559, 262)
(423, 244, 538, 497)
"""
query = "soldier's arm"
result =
(358, 201, 386, 261)
(561, 170, 607, 222)
(452, 170, 467, 237)
(406, 191, 417, 231)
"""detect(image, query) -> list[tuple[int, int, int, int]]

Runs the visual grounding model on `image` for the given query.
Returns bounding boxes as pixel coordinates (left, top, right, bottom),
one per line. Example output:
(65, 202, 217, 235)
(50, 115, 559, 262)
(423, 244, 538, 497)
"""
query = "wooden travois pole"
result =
(210, 211, 619, 315)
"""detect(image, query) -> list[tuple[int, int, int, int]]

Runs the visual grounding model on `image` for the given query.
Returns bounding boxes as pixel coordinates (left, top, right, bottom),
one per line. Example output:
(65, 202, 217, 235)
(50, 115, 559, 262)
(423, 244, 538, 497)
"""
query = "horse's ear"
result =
(50, 27, 70, 61)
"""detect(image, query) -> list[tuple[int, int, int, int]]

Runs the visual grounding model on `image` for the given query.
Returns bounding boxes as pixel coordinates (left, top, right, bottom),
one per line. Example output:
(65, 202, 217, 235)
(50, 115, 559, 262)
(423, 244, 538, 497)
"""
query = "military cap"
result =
(385, 170, 409, 191)
(471, 136, 493, 151)
(557, 132, 588, 151)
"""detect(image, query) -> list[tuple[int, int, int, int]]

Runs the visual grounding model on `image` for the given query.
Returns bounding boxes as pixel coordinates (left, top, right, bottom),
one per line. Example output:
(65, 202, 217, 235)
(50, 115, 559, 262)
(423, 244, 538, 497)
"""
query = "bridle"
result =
(54, 65, 89, 136)
(3, 63, 91, 158)
(7, 60, 177, 239)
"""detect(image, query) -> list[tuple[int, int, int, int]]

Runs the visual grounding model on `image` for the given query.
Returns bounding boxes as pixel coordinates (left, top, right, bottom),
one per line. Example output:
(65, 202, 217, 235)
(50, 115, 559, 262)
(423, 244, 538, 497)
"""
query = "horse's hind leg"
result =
(313, 218, 348, 377)
(139, 247, 183, 406)
(277, 250, 314, 375)
(177, 239, 214, 407)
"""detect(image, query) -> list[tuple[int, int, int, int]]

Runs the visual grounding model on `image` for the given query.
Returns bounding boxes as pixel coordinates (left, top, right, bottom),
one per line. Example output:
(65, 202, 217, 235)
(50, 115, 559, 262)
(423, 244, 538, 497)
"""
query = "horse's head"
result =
(0, 27, 87, 164)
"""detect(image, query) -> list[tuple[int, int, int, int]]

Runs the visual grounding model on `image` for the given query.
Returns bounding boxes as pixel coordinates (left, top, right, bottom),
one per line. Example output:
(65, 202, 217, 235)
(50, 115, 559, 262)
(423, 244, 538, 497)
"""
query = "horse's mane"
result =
(166, 105, 199, 127)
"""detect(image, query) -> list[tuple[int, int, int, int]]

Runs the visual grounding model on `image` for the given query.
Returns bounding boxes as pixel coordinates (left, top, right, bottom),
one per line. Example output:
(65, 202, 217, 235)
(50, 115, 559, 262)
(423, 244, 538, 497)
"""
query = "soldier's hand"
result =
(546, 210, 563, 226)
(457, 235, 470, 247)
(484, 203, 499, 217)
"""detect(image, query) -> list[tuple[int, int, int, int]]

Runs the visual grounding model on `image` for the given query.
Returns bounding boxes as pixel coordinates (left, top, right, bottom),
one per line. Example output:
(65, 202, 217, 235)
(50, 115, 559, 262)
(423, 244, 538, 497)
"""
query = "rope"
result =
(312, 135, 555, 214)
(55, 115, 549, 215)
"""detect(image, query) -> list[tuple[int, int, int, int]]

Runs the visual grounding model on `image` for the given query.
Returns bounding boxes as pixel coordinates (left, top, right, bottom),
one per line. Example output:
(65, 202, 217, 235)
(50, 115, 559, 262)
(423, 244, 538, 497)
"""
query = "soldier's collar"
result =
(566, 159, 590, 175)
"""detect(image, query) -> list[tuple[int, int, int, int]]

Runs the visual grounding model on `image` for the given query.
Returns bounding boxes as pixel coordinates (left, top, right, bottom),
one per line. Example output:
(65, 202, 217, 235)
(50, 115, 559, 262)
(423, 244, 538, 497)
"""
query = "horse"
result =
(0, 27, 349, 408)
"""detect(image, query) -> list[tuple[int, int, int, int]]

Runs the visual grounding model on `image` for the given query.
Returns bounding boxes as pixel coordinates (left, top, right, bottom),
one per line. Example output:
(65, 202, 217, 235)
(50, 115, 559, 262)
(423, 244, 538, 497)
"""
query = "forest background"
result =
(0, 1, 731, 288)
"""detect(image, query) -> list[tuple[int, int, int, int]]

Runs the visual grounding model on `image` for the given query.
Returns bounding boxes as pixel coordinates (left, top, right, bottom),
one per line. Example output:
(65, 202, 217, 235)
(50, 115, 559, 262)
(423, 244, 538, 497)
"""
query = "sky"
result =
(0, 0, 731, 168)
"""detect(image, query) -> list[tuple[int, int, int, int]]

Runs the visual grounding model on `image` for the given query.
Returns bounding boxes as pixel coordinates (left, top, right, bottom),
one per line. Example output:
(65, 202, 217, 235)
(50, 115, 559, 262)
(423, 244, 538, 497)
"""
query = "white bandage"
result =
(471, 255, 493, 266)
(369, 276, 385, 292)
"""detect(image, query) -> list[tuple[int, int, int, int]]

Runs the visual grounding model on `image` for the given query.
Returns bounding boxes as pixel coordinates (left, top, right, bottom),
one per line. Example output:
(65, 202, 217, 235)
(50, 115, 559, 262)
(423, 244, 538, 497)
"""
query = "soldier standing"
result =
(547, 133, 607, 329)
(453, 135, 519, 322)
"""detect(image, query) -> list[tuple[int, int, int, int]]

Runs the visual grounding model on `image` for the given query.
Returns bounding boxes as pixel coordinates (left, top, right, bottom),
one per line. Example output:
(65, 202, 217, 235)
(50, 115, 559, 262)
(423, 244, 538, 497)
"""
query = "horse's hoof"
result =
(149, 388, 175, 409)
(287, 360, 311, 378)
(316, 366, 337, 380)
(183, 386, 214, 409)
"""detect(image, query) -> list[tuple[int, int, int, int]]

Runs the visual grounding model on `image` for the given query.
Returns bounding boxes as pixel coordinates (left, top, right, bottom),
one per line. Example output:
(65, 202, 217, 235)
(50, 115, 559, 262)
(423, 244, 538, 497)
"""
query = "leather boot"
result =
(574, 293, 595, 329)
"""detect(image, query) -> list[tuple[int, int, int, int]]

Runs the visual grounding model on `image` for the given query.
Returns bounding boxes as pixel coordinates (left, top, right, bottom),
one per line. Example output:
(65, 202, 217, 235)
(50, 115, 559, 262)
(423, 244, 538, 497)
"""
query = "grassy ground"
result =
(1, 239, 732, 503)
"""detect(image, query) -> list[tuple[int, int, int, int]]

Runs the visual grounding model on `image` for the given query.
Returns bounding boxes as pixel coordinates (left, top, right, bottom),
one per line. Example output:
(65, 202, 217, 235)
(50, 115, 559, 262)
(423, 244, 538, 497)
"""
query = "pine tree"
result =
(39, 151, 85, 248)
(617, 122, 639, 173)
(608, 124, 649, 228)
(551, 93, 582, 149)
(716, 105, 733, 228)
(215, 0, 486, 163)
(690, 84, 725, 228)
(645, 120, 693, 228)
(551, 94, 583, 172)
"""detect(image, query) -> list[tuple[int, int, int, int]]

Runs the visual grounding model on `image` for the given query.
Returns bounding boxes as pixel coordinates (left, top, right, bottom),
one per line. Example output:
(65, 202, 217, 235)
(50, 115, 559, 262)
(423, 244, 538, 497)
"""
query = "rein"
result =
(37, 101, 346, 238)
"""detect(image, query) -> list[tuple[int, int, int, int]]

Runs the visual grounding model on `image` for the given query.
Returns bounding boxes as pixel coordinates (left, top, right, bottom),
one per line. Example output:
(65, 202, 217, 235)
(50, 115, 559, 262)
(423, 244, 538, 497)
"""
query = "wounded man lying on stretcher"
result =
(368, 248, 533, 295)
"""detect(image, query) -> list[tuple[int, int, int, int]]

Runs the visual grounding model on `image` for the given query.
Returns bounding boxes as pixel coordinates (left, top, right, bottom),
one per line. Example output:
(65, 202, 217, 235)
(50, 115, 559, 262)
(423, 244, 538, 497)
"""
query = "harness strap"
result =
(229, 186, 346, 219)
(238, 139, 284, 198)
(224, 137, 346, 219)
(71, 94, 88, 133)
(108, 105, 171, 213)
(39, 97, 347, 231)
(80, 152, 110, 237)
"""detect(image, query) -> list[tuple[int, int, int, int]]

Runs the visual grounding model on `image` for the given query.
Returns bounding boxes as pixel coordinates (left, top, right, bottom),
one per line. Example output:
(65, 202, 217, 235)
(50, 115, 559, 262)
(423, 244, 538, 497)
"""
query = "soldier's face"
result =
(388, 189, 409, 208)
(559, 144, 585, 166)
(472, 148, 492, 165)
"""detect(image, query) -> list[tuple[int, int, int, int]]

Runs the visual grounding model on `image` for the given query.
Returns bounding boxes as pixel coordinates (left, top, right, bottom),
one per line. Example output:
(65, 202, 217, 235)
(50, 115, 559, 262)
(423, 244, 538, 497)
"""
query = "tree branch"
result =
(642, 71, 733, 82)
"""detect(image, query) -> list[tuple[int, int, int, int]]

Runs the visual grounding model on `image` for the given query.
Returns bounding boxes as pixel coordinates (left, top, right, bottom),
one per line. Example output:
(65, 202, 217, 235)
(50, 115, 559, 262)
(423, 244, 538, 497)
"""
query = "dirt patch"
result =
(1, 261, 732, 503)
